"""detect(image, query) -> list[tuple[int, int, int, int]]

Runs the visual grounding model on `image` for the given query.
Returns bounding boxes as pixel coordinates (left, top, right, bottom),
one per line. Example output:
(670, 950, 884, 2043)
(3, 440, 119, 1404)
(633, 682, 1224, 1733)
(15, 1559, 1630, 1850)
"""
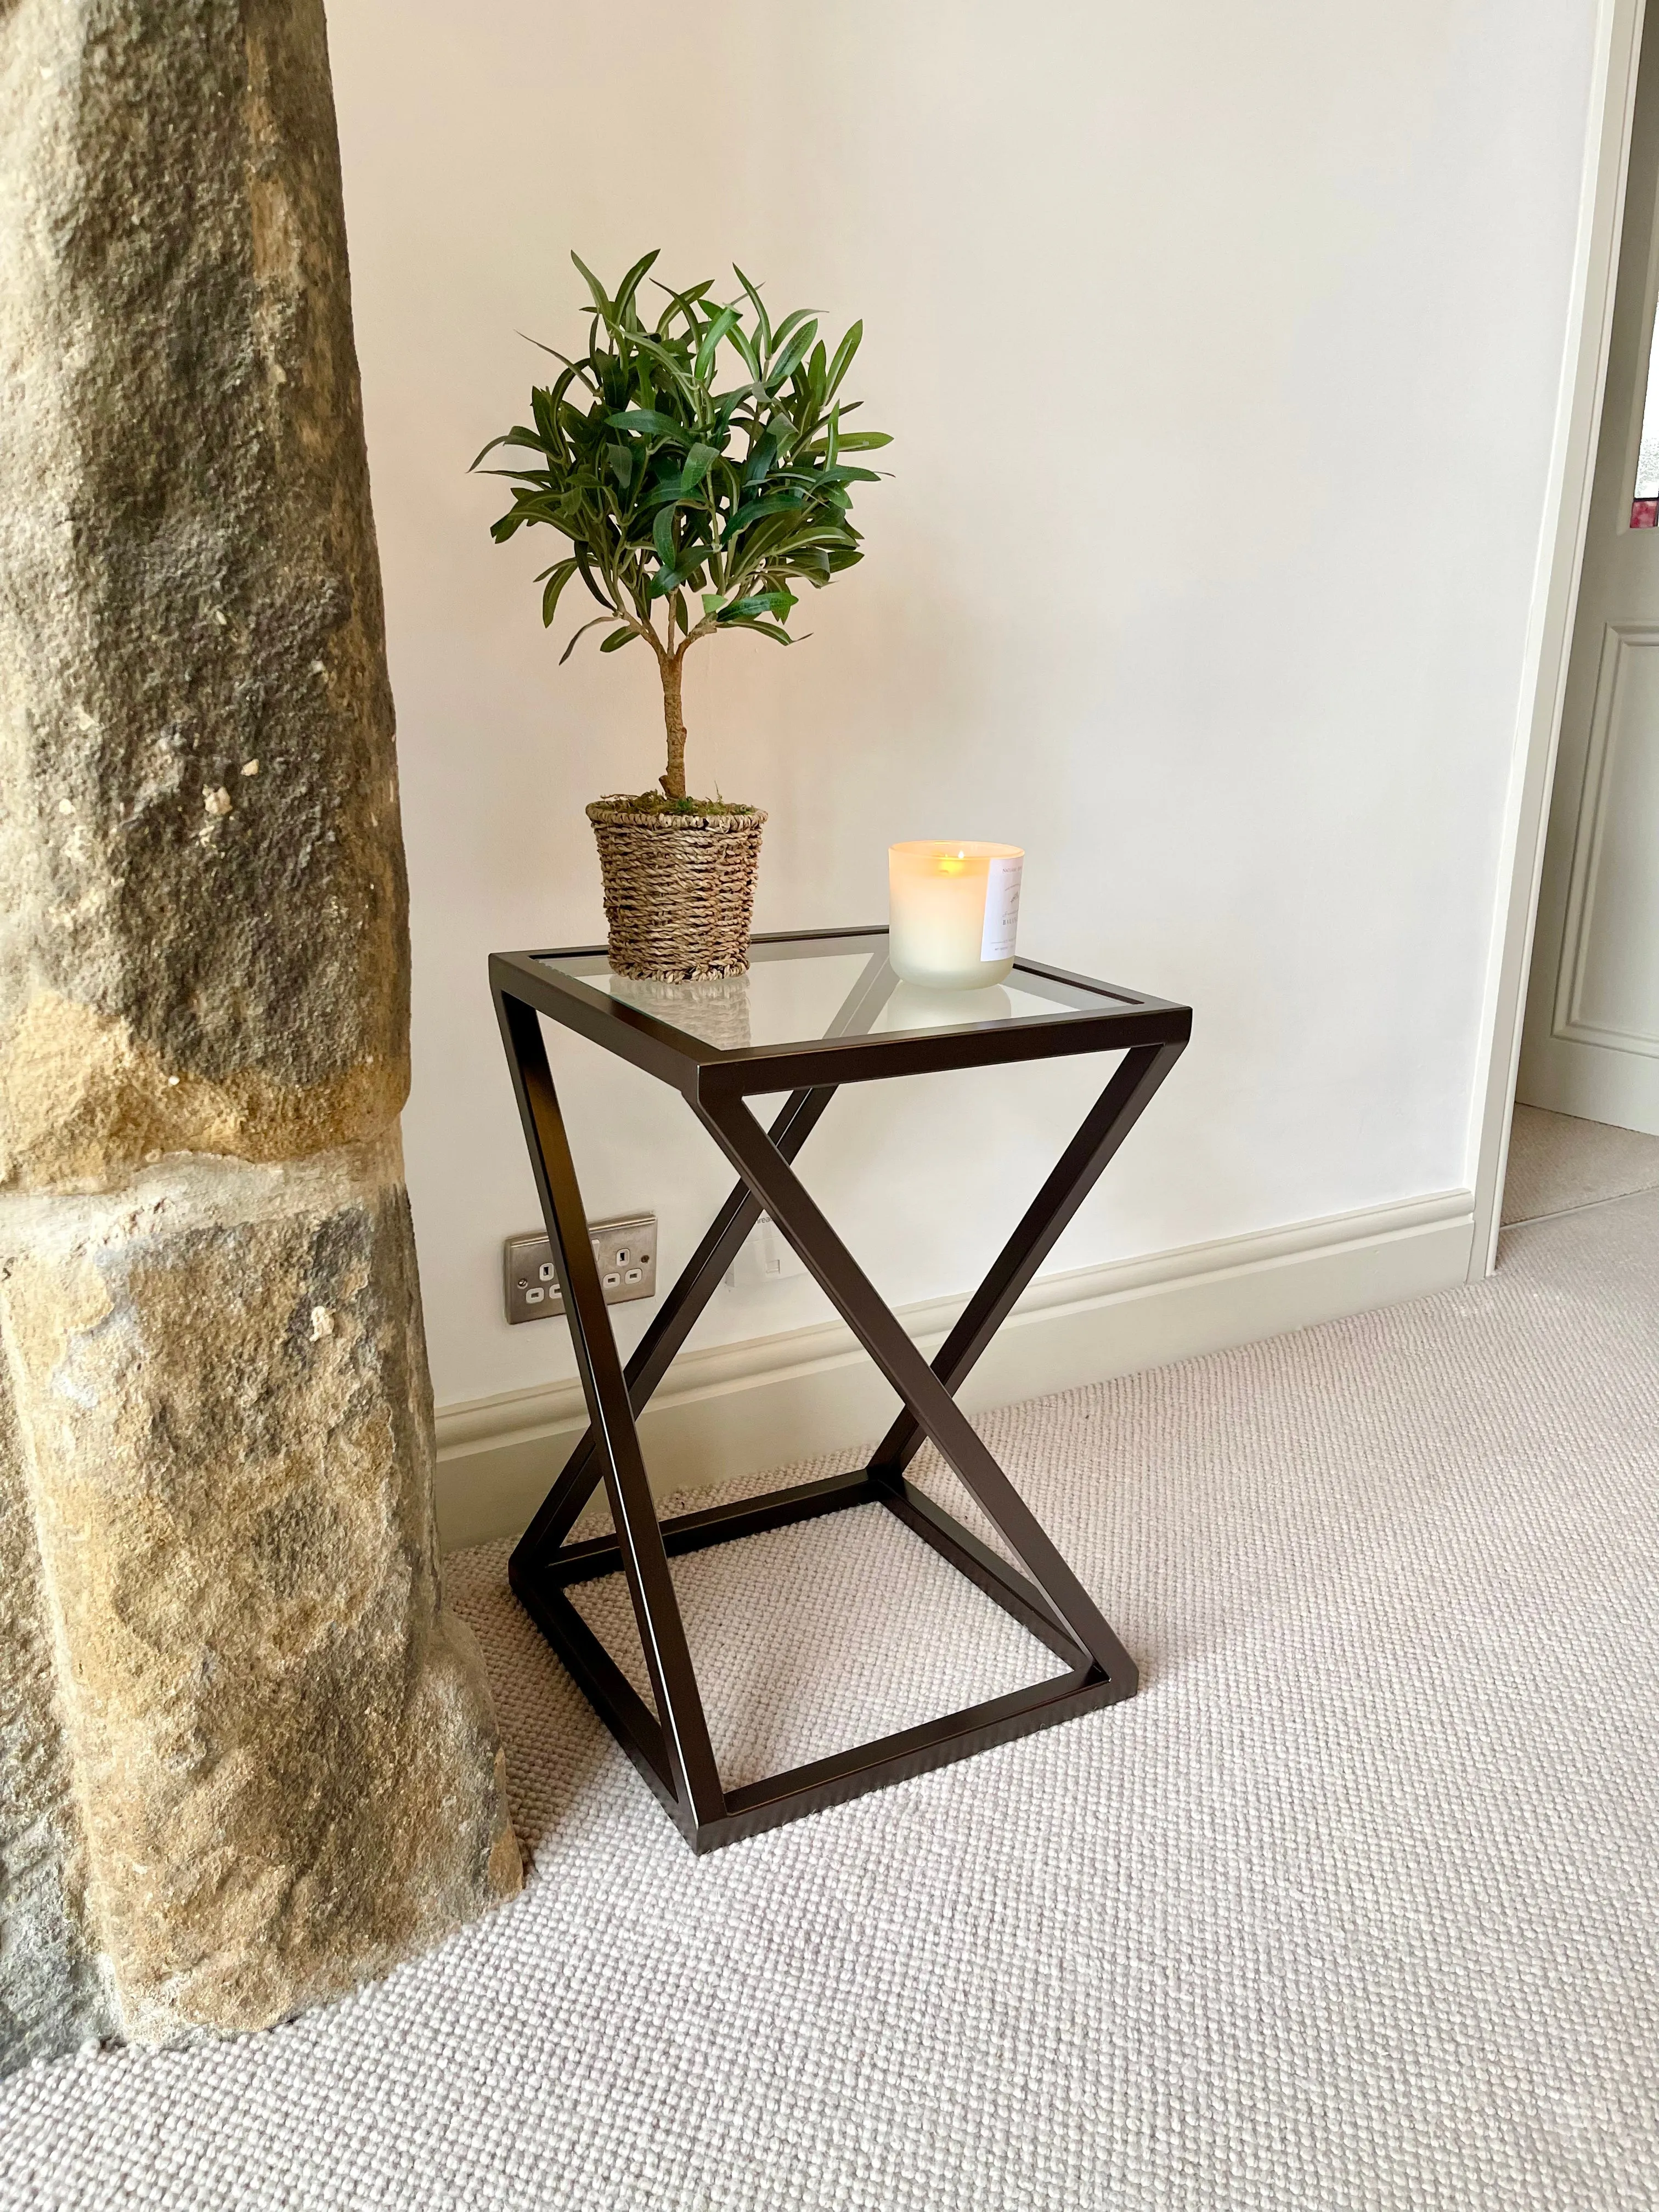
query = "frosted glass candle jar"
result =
(887, 842, 1024, 989)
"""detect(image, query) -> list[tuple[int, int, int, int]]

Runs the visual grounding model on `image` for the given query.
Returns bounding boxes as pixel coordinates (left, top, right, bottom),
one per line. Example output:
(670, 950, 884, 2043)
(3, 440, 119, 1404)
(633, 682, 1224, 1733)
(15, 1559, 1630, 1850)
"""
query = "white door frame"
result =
(1468, 0, 1648, 1274)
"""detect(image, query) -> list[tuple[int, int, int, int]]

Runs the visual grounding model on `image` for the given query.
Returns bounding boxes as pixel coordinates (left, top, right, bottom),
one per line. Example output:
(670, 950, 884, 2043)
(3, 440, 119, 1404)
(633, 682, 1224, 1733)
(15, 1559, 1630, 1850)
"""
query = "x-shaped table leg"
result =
(513, 945, 899, 1572)
(499, 979, 1183, 1852)
(690, 1043, 1182, 1682)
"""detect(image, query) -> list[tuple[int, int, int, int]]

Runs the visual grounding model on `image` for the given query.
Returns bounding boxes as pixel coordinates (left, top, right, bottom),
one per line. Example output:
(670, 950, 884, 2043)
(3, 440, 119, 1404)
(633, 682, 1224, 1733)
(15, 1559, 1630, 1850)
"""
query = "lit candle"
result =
(888, 841, 1023, 989)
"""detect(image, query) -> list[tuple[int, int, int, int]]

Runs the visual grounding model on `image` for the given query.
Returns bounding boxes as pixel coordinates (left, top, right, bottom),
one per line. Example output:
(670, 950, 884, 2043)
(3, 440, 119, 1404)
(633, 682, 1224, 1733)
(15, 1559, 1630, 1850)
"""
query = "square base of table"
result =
(509, 1468, 1129, 1855)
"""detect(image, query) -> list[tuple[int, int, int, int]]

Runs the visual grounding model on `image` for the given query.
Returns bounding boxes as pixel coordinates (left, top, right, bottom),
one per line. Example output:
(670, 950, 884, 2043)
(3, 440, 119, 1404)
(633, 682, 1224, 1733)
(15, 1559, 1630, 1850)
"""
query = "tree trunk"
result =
(659, 650, 688, 801)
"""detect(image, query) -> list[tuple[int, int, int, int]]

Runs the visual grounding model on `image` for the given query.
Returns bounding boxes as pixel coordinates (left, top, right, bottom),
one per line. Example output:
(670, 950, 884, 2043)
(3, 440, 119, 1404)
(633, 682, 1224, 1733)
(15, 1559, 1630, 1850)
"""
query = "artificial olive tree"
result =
(476, 250, 889, 803)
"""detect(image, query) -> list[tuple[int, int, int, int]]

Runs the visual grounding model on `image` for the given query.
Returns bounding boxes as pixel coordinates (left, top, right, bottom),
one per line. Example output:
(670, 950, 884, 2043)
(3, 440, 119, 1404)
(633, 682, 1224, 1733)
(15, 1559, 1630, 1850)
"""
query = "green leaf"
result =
(722, 589, 795, 620)
(726, 323, 761, 381)
(768, 307, 818, 359)
(549, 359, 584, 419)
(521, 336, 575, 365)
(569, 251, 612, 317)
(725, 490, 804, 535)
(830, 430, 892, 450)
(722, 617, 795, 645)
(788, 523, 862, 548)
(612, 249, 660, 325)
(469, 424, 546, 470)
(731, 264, 771, 352)
(743, 433, 778, 488)
(599, 626, 640, 652)
(695, 306, 740, 380)
(606, 409, 684, 440)
(539, 558, 579, 627)
(653, 278, 715, 336)
(767, 319, 819, 392)
(573, 548, 610, 607)
(679, 442, 719, 494)
(653, 504, 678, 566)
(825, 320, 863, 397)
(558, 613, 615, 664)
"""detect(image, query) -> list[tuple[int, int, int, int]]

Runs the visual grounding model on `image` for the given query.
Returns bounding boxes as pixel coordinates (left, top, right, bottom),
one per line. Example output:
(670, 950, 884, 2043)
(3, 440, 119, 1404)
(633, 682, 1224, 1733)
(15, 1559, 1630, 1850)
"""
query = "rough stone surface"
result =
(0, 0, 409, 1190)
(0, 1363, 116, 2069)
(0, 1142, 521, 2049)
(0, 0, 520, 2076)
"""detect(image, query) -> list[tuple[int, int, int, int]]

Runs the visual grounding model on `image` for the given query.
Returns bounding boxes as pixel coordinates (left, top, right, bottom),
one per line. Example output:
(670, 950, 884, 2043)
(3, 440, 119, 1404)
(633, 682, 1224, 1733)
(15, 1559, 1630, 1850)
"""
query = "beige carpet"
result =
(5, 1193, 1659, 2210)
(1503, 1102, 1659, 1223)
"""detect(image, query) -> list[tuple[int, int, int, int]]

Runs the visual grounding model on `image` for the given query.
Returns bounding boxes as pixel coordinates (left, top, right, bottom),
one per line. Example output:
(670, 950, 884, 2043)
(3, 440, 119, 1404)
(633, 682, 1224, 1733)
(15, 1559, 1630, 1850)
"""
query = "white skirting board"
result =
(432, 1188, 1476, 1553)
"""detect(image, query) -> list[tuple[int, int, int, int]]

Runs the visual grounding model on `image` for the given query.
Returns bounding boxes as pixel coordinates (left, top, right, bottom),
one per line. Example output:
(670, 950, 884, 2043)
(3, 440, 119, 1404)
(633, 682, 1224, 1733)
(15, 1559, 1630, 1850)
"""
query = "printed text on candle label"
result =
(981, 856, 1023, 961)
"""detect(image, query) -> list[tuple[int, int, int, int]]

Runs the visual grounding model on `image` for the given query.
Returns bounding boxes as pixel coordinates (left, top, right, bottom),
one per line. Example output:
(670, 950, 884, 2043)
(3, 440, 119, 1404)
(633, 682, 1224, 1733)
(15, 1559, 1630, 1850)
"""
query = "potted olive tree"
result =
(475, 250, 889, 980)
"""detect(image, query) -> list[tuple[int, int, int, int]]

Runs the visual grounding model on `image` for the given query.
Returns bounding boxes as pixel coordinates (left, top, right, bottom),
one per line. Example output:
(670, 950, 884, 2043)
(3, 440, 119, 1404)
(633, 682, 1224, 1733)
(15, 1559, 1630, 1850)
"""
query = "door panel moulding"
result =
(1469, 0, 1647, 1273)
(1554, 623, 1659, 1054)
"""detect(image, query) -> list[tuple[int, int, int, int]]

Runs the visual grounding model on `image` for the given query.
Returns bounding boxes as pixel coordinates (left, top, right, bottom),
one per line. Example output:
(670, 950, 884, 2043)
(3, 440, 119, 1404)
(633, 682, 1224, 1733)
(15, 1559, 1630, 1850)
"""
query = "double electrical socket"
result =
(503, 1214, 657, 1325)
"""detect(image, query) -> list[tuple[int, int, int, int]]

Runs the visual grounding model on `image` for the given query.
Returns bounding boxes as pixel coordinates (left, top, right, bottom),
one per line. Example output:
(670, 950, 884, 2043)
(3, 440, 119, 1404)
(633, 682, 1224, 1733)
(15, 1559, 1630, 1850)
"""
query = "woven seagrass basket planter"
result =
(586, 800, 767, 981)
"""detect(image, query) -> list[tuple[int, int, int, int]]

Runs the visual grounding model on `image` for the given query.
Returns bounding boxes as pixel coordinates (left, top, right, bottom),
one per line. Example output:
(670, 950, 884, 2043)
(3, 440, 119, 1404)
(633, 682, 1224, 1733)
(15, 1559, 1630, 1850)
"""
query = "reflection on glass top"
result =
(535, 932, 1133, 1053)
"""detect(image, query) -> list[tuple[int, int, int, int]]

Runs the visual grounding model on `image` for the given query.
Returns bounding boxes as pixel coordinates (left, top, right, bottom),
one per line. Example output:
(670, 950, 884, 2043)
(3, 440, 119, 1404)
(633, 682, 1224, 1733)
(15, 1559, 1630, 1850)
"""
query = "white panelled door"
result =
(1521, 21, 1659, 1135)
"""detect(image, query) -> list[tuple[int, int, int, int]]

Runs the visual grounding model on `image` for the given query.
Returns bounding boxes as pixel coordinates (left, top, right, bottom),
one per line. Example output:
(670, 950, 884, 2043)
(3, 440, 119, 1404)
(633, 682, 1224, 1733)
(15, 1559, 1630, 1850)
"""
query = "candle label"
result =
(980, 854, 1023, 960)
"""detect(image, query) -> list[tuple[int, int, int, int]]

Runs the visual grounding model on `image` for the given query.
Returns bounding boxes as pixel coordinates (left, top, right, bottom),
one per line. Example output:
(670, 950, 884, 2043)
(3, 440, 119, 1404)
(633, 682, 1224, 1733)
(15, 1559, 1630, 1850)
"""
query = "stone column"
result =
(0, 0, 520, 2069)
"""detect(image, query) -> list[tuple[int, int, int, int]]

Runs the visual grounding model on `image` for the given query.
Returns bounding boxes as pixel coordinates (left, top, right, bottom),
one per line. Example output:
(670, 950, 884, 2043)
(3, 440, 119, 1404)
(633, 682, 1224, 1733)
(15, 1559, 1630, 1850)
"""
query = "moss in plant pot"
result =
(474, 249, 888, 978)
(596, 792, 761, 817)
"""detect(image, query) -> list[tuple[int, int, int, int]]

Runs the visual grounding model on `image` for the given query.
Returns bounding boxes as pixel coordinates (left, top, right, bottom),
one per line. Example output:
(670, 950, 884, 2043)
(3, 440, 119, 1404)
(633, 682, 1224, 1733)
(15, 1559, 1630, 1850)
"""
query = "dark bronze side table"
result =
(491, 928, 1190, 1854)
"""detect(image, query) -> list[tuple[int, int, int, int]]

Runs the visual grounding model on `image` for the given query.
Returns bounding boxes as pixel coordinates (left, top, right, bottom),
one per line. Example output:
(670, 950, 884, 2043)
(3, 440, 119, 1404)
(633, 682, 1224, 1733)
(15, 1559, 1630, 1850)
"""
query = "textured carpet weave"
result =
(5, 1194, 1659, 2210)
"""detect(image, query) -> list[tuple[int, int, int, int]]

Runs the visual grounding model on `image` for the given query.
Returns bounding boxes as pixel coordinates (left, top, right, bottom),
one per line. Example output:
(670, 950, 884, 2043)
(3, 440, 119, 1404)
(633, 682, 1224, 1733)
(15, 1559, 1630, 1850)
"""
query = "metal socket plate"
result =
(504, 1214, 658, 1325)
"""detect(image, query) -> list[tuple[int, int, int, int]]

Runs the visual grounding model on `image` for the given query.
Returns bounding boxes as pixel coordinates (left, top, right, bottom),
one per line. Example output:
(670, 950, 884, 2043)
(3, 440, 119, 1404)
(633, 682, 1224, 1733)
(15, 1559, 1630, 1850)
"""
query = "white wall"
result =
(329, 1, 1596, 1430)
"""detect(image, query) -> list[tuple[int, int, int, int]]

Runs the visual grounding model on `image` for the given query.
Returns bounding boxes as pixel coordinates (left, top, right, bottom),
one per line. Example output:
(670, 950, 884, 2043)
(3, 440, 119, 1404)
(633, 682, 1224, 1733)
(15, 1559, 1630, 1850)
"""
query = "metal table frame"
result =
(492, 928, 1190, 1854)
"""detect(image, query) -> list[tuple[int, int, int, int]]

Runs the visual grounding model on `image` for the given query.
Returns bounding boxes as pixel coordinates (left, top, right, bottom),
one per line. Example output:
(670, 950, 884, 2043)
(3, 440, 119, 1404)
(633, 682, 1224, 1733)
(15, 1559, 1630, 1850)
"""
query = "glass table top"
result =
(534, 931, 1144, 1054)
